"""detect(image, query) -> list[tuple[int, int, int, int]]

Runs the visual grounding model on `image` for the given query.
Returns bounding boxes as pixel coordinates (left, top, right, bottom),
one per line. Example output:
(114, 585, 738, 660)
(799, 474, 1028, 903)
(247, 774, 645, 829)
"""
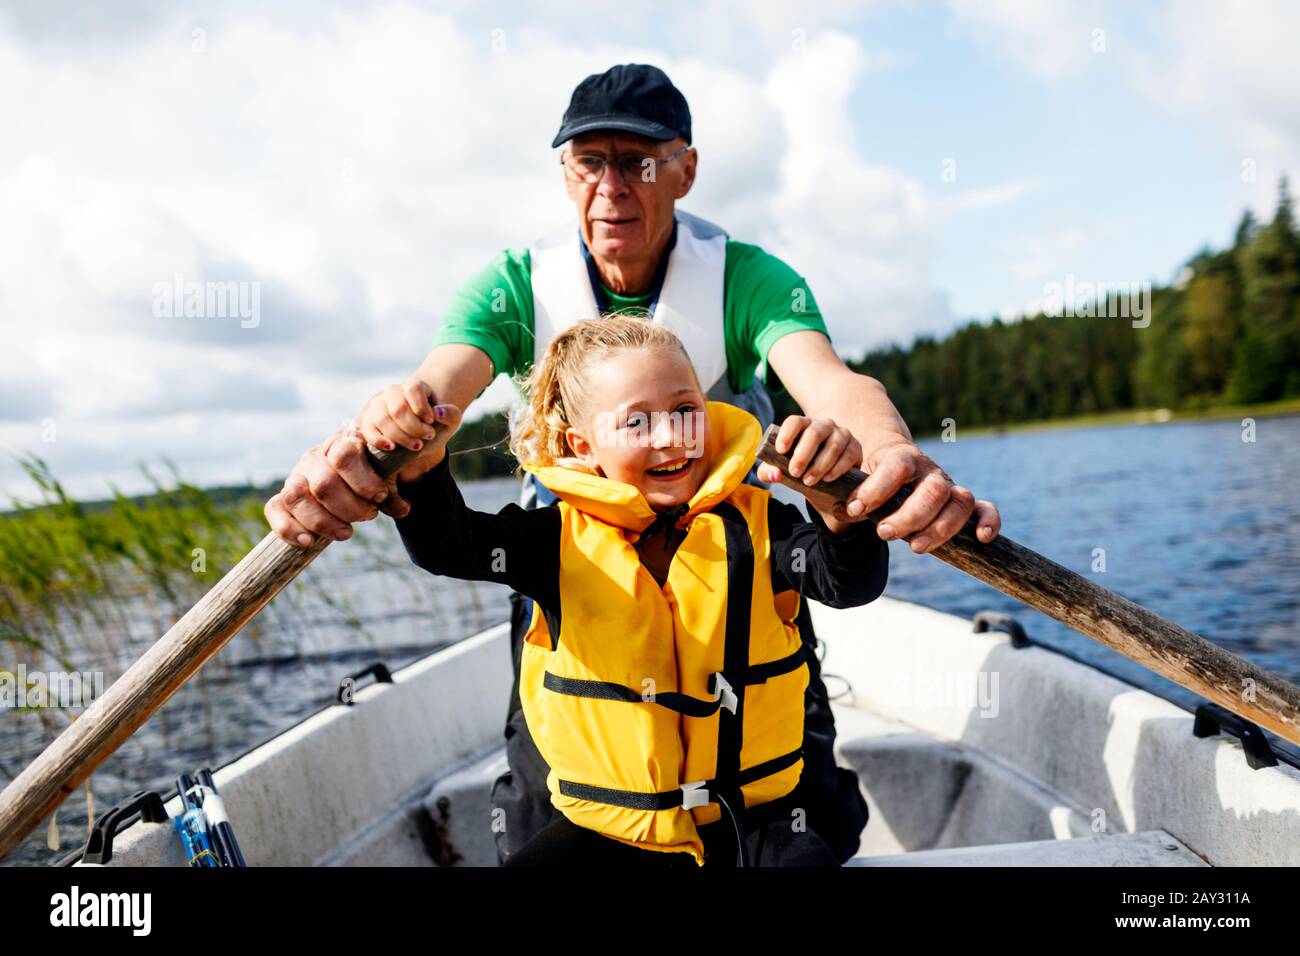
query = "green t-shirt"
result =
(431, 239, 830, 397)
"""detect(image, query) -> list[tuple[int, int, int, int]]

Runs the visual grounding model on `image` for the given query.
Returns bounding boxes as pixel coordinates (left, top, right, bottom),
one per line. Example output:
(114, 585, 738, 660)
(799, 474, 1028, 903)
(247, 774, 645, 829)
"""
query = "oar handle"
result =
(0, 433, 438, 862)
(756, 424, 1300, 749)
(366, 441, 426, 480)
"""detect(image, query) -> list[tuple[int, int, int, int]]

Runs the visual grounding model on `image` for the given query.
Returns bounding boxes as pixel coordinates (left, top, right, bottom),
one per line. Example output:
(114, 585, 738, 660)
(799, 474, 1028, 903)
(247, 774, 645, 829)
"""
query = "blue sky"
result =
(871, 4, 1268, 322)
(1, 0, 1296, 497)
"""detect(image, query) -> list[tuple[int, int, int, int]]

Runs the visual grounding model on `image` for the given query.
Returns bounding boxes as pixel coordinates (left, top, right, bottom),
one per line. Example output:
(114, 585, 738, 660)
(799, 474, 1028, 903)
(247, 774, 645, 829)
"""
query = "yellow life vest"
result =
(518, 400, 809, 865)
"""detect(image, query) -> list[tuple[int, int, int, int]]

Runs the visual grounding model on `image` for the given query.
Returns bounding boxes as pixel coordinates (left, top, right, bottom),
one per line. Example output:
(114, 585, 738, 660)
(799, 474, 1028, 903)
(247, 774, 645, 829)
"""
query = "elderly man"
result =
(265, 64, 1000, 866)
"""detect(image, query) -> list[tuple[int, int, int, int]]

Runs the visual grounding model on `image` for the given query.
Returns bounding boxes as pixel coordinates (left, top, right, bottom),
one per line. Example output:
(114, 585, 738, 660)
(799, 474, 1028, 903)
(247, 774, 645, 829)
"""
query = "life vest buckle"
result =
(680, 780, 711, 810)
(710, 673, 739, 715)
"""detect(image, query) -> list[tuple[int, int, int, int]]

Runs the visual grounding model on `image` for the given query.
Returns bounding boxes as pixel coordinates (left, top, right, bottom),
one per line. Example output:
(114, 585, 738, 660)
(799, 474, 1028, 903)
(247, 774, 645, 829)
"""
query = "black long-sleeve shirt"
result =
(393, 456, 889, 628)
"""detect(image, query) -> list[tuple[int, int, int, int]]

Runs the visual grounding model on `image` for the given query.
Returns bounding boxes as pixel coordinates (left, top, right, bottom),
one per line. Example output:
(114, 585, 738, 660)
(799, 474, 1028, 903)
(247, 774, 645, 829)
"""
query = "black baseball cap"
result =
(551, 64, 692, 149)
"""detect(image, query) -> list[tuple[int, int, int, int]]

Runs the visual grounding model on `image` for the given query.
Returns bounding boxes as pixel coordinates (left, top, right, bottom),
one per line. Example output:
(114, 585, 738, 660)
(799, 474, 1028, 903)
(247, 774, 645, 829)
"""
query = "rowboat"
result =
(5, 428, 1291, 867)
(69, 594, 1300, 867)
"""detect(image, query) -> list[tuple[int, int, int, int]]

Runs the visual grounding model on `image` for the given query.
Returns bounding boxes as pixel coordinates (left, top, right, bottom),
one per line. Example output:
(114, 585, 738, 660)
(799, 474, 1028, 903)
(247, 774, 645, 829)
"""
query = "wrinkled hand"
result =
(264, 402, 463, 548)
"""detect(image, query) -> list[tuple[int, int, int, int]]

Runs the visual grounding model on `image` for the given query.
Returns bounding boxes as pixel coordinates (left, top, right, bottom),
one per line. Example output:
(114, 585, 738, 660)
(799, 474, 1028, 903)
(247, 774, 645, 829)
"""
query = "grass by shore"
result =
(935, 397, 1300, 441)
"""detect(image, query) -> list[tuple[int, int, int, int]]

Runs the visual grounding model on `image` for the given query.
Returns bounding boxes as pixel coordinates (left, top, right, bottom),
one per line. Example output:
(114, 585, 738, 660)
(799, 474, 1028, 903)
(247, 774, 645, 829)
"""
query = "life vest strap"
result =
(542, 671, 724, 718)
(542, 645, 806, 720)
(708, 644, 807, 694)
(555, 746, 803, 812)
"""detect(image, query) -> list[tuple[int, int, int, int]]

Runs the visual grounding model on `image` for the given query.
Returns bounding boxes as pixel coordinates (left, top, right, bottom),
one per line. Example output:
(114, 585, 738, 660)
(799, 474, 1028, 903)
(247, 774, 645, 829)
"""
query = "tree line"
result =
(838, 177, 1300, 434)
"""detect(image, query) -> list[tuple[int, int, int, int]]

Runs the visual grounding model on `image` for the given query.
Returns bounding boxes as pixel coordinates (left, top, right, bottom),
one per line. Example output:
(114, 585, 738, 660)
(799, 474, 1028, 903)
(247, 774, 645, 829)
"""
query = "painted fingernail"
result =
(412, 440, 423, 450)
(878, 523, 896, 540)
(434, 405, 447, 419)
(912, 536, 930, 552)
(383, 440, 395, 451)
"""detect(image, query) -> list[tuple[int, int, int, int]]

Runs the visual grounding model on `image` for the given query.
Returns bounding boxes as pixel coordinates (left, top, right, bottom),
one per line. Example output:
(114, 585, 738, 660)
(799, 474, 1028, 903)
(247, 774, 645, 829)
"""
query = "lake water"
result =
(889, 414, 1300, 710)
(4, 413, 1298, 866)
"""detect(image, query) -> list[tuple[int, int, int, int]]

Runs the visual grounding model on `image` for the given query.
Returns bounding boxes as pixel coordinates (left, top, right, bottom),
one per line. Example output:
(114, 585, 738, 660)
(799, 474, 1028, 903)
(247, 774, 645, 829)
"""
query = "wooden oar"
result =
(0, 442, 423, 862)
(756, 424, 1300, 749)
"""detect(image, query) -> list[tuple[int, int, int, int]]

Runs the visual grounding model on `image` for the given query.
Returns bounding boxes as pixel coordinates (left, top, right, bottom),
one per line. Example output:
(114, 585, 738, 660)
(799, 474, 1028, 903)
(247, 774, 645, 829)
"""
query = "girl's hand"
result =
(756, 415, 867, 534)
(370, 400, 463, 518)
(358, 377, 444, 453)
(392, 401, 462, 470)
(756, 414, 861, 489)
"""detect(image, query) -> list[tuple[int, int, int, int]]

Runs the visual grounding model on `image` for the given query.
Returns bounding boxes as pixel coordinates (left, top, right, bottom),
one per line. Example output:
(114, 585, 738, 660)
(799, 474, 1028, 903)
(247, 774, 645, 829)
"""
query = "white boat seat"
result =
(423, 748, 510, 867)
(846, 829, 1207, 866)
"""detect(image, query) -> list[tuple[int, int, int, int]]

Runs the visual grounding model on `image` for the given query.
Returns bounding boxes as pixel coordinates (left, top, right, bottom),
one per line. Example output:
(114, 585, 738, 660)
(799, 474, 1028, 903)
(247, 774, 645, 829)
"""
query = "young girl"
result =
(392, 316, 889, 868)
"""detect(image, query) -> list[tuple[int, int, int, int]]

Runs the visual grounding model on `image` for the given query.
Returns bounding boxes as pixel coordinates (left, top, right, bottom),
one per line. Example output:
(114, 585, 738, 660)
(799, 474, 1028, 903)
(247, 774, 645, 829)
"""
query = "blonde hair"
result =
(508, 312, 699, 472)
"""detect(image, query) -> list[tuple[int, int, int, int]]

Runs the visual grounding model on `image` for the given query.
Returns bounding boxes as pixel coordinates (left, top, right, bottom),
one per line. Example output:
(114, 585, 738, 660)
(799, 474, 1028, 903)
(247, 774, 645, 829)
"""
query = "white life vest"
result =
(529, 209, 731, 396)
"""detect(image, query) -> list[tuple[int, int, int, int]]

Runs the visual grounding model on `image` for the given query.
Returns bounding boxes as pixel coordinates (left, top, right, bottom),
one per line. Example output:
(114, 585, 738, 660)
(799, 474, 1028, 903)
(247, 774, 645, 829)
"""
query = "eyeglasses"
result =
(560, 144, 693, 185)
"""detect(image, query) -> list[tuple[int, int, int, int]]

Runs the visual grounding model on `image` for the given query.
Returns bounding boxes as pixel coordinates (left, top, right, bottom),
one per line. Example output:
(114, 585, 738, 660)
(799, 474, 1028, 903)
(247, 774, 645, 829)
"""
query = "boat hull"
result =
(90, 598, 1300, 867)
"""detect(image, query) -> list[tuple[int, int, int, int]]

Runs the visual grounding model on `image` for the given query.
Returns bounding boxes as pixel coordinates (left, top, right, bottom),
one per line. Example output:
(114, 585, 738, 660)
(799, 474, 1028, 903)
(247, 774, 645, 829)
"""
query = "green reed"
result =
(0, 453, 481, 861)
(0, 452, 380, 710)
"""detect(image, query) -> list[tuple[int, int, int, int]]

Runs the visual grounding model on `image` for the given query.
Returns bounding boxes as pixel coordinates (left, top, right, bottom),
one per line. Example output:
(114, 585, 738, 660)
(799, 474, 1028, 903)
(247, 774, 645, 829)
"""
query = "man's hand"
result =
(847, 438, 1000, 553)
(757, 430, 1000, 553)
(264, 400, 463, 548)
(265, 344, 491, 548)
(764, 332, 999, 554)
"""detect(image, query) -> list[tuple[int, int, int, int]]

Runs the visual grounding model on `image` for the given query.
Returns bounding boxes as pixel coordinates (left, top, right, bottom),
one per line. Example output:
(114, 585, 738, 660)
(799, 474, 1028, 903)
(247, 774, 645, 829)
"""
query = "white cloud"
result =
(1130, 0, 1300, 215)
(0, 6, 575, 497)
(1004, 225, 1092, 284)
(762, 31, 956, 351)
(941, 178, 1046, 213)
(948, 0, 1110, 80)
(1, 8, 964, 498)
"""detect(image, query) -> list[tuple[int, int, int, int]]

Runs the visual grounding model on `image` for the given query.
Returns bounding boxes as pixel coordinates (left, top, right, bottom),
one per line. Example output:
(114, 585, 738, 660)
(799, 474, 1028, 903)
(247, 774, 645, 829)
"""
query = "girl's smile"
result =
(644, 454, 698, 483)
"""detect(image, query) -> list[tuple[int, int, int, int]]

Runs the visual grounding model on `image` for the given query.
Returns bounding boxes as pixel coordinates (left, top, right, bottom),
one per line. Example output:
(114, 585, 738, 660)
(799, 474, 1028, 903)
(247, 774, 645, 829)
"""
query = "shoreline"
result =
(922, 397, 1300, 441)
(8, 399, 1300, 510)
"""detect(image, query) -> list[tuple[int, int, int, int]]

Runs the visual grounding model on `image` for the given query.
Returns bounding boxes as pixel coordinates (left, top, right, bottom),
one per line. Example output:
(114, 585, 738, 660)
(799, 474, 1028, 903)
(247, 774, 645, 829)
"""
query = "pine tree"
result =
(1184, 259, 1238, 398)
(1233, 209, 1258, 251)
(1231, 177, 1300, 400)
